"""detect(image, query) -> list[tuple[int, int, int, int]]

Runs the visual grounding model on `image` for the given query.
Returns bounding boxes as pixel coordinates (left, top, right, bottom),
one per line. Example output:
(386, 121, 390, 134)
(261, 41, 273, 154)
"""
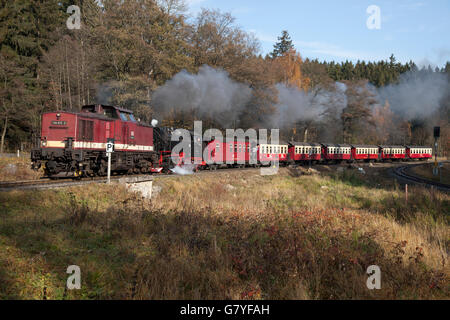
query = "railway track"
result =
(2, 162, 446, 192)
(0, 166, 260, 192)
(392, 162, 449, 192)
(0, 175, 155, 192)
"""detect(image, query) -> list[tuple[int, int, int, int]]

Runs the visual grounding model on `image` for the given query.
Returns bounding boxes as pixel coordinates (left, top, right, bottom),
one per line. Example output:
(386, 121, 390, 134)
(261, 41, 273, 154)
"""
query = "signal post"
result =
(106, 138, 115, 184)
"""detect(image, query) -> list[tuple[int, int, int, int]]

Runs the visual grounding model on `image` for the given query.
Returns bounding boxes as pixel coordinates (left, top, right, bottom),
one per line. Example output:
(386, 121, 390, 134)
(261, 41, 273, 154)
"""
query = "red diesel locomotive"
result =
(32, 105, 160, 177)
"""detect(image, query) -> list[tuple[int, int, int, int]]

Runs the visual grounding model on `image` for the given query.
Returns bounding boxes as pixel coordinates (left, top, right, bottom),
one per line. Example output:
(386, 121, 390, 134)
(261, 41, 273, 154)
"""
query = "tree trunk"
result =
(65, 39, 73, 110)
(1, 116, 8, 155)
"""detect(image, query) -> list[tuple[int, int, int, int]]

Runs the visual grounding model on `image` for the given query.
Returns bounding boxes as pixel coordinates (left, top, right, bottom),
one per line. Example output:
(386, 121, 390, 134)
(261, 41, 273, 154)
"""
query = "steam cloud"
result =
(151, 64, 448, 130)
(152, 65, 252, 127)
(272, 82, 347, 127)
(377, 71, 449, 120)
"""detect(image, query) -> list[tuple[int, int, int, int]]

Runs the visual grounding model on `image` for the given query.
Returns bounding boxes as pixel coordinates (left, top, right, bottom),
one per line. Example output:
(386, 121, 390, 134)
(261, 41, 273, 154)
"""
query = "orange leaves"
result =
(273, 49, 311, 92)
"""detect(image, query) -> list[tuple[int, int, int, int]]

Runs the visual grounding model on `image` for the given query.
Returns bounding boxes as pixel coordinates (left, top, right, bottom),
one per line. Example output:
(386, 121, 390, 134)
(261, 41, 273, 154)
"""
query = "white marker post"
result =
(106, 139, 114, 184)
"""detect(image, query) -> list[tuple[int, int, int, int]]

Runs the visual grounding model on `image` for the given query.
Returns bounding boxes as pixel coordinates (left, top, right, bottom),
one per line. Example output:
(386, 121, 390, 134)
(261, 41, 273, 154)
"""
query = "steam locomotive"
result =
(31, 104, 433, 178)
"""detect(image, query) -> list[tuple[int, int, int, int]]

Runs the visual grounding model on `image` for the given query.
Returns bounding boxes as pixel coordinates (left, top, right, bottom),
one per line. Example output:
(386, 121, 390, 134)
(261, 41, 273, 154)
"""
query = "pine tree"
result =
(271, 30, 294, 58)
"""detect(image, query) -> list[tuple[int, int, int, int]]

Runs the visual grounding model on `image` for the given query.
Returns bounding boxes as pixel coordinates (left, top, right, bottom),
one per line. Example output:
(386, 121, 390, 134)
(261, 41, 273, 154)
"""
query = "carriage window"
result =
(78, 119, 94, 141)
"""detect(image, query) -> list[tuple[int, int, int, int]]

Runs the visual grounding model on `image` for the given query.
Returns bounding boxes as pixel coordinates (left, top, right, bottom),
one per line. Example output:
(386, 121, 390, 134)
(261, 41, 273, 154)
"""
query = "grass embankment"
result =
(409, 163, 450, 185)
(0, 155, 42, 181)
(0, 167, 448, 299)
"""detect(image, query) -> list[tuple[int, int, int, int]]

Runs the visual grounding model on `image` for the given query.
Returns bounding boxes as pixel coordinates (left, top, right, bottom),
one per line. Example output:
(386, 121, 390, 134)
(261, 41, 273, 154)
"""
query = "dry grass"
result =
(0, 167, 448, 299)
(410, 163, 450, 185)
(0, 155, 42, 181)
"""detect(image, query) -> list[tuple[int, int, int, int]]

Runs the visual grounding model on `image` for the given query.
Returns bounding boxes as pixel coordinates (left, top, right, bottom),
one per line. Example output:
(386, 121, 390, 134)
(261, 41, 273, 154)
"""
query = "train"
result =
(31, 104, 433, 177)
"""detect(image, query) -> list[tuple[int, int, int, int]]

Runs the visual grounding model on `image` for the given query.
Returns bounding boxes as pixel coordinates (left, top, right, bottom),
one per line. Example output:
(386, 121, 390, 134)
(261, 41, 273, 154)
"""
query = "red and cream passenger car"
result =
(406, 146, 433, 160)
(288, 142, 322, 163)
(258, 142, 289, 164)
(351, 145, 379, 162)
(379, 145, 406, 160)
(322, 144, 351, 163)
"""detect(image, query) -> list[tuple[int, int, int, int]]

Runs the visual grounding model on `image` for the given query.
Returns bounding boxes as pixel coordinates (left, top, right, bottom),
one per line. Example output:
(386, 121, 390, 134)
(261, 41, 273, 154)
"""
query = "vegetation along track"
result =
(392, 162, 450, 192)
(0, 166, 258, 192)
(0, 175, 153, 192)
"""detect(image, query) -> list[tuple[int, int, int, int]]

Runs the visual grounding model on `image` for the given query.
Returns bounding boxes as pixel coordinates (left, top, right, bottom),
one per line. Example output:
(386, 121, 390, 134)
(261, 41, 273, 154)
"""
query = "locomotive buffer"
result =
(106, 138, 115, 184)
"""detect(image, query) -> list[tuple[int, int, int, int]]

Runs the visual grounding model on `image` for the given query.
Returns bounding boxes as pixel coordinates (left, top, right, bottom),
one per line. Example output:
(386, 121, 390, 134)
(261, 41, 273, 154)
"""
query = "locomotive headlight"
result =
(41, 141, 47, 147)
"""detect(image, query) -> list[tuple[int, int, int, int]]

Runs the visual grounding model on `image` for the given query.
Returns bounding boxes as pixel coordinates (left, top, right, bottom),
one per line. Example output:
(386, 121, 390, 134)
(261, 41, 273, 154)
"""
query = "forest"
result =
(0, 0, 449, 154)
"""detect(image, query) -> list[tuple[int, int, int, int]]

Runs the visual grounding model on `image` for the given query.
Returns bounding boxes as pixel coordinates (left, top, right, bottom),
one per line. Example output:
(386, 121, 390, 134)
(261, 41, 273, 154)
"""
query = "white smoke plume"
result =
(170, 164, 195, 175)
(271, 82, 347, 128)
(377, 71, 449, 120)
(152, 65, 252, 127)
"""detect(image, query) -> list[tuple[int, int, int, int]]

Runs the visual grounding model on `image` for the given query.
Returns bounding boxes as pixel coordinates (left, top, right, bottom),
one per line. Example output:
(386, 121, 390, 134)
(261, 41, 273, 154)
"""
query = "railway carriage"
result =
(351, 145, 379, 162)
(322, 144, 351, 163)
(258, 142, 289, 165)
(406, 146, 432, 161)
(288, 142, 321, 164)
(379, 145, 406, 161)
(205, 138, 250, 169)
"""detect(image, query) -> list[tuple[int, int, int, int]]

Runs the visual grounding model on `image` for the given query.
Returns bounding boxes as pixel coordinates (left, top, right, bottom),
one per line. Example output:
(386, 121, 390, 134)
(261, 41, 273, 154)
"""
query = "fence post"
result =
(405, 184, 408, 205)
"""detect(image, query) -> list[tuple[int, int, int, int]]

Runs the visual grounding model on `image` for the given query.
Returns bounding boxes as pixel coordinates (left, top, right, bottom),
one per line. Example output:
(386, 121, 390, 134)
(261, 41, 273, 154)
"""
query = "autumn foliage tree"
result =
(274, 49, 311, 91)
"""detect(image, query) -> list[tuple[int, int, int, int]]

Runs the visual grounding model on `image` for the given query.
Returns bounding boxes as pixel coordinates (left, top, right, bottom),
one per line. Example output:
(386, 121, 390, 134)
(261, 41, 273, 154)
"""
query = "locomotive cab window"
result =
(103, 108, 119, 119)
(119, 112, 129, 121)
(128, 114, 137, 123)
